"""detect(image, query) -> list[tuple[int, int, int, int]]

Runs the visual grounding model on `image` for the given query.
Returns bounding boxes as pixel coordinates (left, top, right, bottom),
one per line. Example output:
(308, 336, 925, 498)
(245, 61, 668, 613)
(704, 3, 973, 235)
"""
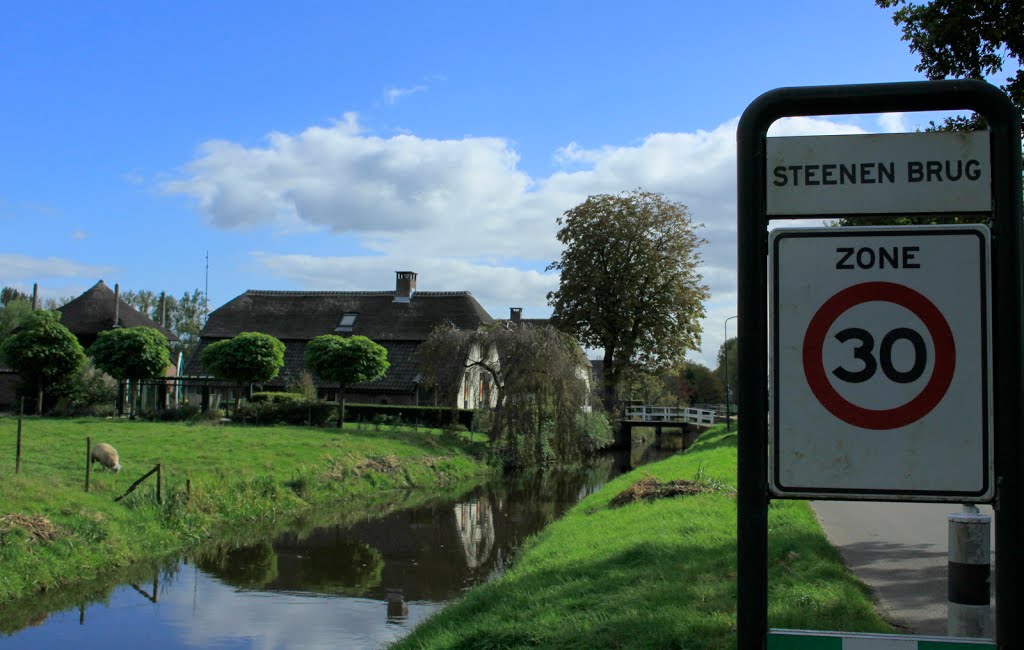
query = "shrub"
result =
(250, 391, 305, 405)
(236, 397, 335, 426)
(159, 404, 202, 421)
(343, 403, 473, 429)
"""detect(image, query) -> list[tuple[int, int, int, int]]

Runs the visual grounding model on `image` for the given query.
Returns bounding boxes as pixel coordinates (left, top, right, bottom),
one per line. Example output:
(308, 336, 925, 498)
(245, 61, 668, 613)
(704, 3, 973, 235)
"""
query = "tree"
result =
(715, 337, 738, 403)
(547, 190, 710, 410)
(201, 332, 285, 411)
(0, 310, 87, 414)
(675, 361, 724, 405)
(1, 287, 30, 305)
(122, 288, 207, 361)
(417, 321, 601, 466)
(0, 299, 34, 343)
(305, 335, 390, 428)
(878, 0, 1023, 133)
(89, 326, 171, 419)
(618, 367, 673, 406)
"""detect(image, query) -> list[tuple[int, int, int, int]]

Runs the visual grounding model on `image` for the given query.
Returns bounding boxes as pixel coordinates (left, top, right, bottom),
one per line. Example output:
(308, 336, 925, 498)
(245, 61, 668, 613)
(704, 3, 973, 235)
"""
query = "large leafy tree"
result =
(878, 0, 1023, 132)
(89, 326, 171, 419)
(0, 310, 87, 414)
(202, 332, 285, 411)
(547, 190, 710, 410)
(305, 335, 389, 428)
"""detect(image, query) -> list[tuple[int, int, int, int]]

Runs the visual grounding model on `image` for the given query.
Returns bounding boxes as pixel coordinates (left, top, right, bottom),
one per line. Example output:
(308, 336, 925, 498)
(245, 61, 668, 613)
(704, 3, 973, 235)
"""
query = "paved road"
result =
(811, 501, 995, 636)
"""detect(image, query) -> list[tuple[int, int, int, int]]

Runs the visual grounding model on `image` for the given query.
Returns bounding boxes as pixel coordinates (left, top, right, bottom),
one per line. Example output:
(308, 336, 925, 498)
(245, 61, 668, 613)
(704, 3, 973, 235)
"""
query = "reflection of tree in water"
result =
(195, 541, 279, 590)
(195, 538, 385, 597)
(453, 496, 495, 569)
(267, 541, 384, 596)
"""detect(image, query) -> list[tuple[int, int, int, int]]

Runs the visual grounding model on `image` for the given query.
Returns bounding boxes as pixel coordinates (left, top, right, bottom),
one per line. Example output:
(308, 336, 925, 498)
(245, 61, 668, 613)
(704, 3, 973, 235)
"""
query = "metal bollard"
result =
(948, 504, 991, 638)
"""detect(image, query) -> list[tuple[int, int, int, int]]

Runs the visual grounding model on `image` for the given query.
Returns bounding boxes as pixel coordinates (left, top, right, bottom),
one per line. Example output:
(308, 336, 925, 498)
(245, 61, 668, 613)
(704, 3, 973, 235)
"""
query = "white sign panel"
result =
(767, 131, 991, 215)
(770, 225, 992, 500)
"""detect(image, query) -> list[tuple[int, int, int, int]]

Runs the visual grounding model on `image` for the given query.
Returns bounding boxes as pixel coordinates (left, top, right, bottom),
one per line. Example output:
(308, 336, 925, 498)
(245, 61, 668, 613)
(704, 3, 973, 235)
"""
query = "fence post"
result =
(156, 463, 162, 504)
(186, 478, 191, 503)
(15, 397, 23, 473)
(85, 436, 91, 492)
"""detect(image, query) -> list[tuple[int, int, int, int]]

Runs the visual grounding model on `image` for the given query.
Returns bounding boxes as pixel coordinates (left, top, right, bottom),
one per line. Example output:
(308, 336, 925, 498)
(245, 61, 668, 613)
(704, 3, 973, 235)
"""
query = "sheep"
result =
(90, 443, 122, 473)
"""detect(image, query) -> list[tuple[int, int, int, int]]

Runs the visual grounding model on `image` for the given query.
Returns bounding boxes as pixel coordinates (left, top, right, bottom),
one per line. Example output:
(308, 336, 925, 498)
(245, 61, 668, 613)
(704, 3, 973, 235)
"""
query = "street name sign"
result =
(767, 131, 991, 216)
(770, 225, 992, 500)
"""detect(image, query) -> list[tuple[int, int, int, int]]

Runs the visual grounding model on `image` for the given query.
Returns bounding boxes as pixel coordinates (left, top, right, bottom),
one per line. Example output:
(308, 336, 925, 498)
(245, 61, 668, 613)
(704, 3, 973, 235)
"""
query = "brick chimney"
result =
(510, 307, 522, 324)
(113, 283, 121, 327)
(394, 271, 417, 303)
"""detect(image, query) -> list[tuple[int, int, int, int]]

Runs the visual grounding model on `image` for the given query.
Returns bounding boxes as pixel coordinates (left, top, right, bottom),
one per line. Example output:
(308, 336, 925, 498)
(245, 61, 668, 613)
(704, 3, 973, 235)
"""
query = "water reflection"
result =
(0, 442, 682, 649)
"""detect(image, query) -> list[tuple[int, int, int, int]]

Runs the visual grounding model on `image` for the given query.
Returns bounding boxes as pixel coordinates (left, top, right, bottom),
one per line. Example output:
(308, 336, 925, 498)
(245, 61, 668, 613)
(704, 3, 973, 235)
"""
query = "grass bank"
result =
(395, 425, 892, 649)
(0, 416, 496, 605)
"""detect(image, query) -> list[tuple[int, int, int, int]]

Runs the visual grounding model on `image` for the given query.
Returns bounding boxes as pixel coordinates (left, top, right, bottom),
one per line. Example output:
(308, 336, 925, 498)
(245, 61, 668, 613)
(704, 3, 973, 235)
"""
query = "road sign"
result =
(767, 131, 991, 216)
(770, 225, 992, 500)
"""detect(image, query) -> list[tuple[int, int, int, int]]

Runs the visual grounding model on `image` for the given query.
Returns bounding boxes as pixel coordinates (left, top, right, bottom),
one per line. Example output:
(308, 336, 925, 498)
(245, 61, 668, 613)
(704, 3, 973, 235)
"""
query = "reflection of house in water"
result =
(453, 496, 495, 569)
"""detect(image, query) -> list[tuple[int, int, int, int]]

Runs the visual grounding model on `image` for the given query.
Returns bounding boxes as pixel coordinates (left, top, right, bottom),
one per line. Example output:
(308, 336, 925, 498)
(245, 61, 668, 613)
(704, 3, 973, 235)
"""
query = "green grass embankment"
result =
(395, 425, 893, 650)
(0, 417, 496, 604)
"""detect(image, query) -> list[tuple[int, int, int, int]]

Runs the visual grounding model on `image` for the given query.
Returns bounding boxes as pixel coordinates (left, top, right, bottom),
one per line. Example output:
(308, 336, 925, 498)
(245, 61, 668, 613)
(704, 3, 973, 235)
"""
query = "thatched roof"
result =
(183, 289, 495, 394)
(58, 280, 179, 343)
(199, 290, 493, 341)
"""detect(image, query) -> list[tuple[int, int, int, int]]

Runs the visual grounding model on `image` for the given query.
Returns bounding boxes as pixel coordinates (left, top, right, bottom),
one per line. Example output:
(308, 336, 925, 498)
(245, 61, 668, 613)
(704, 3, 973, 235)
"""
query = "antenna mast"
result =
(204, 251, 209, 325)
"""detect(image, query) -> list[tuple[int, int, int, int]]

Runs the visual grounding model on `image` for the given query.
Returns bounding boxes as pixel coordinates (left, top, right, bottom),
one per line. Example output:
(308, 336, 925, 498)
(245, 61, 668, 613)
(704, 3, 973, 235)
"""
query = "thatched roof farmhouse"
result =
(183, 272, 496, 407)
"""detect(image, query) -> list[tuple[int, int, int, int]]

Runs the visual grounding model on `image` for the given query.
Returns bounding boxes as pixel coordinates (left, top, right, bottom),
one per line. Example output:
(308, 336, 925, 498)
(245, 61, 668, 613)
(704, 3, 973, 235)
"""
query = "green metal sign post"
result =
(736, 81, 1022, 648)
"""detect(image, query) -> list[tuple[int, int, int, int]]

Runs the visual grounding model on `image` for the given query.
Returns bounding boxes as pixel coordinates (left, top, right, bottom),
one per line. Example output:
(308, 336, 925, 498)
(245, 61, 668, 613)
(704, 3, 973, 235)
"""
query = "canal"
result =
(0, 440, 685, 649)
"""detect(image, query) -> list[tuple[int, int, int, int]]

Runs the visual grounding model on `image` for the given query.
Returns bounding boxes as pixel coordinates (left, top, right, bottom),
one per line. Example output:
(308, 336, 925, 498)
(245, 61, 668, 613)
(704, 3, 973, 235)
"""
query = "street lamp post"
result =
(724, 315, 738, 431)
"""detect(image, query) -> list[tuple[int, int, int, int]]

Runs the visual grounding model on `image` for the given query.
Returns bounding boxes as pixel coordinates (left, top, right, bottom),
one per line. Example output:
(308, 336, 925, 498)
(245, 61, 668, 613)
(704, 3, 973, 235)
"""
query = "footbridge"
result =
(612, 405, 717, 448)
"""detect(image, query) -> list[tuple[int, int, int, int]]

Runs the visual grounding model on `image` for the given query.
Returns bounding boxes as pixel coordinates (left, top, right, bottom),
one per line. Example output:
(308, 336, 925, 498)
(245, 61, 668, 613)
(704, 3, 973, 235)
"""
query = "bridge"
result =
(612, 405, 718, 448)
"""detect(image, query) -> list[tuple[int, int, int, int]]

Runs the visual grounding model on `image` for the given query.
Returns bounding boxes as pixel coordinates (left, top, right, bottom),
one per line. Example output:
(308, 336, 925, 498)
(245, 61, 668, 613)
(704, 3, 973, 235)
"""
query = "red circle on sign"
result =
(802, 281, 955, 430)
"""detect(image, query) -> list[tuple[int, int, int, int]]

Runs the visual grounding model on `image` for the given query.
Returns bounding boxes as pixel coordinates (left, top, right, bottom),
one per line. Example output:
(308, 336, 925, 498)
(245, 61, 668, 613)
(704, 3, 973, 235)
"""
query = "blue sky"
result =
(0, 1, 964, 366)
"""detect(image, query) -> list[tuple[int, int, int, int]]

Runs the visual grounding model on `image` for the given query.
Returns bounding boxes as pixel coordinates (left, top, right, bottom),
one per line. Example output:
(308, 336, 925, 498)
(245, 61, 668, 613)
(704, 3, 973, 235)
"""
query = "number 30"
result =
(832, 327, 927, 384)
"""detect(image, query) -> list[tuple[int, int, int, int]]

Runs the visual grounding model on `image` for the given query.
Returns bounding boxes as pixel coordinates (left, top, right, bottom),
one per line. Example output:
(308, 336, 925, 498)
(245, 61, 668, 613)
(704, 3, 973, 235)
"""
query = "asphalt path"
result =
(811, 500, 995, 636)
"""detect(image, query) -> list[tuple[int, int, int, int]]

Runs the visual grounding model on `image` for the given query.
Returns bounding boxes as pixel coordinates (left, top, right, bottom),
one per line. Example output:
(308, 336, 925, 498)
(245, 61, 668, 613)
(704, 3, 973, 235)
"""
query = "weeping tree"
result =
(89, 326, 171, 419)
(304, 334, 389, 428)
(417, 321, 605, 467)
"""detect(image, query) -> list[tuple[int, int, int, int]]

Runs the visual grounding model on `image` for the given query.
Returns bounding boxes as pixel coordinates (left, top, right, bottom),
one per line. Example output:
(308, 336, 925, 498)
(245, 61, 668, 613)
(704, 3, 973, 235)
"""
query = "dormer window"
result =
(335, 312, 358, 333)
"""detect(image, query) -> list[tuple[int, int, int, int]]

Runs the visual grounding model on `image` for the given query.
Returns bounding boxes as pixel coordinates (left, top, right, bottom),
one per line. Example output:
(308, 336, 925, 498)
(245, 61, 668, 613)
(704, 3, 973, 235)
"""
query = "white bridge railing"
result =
(623, 405, 716, 426)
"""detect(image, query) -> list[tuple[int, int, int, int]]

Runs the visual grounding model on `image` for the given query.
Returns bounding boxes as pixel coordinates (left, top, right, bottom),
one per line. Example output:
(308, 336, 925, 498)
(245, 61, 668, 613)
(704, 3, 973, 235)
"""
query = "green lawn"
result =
(395, 425, 893, 649)
(0, 416, 495, 604)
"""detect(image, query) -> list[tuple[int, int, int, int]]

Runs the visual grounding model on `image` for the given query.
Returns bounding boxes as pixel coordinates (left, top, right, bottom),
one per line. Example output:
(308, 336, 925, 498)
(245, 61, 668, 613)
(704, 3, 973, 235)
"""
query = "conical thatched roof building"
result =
(58, 280, 179, 349)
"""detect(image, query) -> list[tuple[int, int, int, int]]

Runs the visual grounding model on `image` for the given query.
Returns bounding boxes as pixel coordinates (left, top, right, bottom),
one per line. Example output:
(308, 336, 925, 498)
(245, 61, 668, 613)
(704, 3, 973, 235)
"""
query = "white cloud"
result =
(877, 112, 908, 133)
(250, 252, 558, 318)
(385, 84, 427, 104)
(71, 229, 87, 240)
(0, 254, 114, 281)
(166, 113, 871, 367)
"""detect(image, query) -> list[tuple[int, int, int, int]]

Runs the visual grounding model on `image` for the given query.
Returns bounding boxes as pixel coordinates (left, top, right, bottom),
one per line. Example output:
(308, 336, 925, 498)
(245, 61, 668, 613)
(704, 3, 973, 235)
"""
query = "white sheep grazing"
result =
(90, 443, 122, 473)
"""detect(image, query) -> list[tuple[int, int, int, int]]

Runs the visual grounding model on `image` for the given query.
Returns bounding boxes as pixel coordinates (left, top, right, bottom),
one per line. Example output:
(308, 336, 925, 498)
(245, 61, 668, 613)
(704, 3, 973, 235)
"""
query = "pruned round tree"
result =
(0, 310, 87, 414)
(201, 332, 286, 411)
(305, 334, 389, 428)
(89, 326, 170, 419)
(547, 189, 710, 410)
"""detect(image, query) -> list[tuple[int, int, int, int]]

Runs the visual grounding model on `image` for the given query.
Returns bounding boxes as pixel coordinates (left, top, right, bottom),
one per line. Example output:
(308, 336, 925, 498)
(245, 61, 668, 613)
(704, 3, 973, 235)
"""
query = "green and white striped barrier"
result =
(768, 629, 996, 649)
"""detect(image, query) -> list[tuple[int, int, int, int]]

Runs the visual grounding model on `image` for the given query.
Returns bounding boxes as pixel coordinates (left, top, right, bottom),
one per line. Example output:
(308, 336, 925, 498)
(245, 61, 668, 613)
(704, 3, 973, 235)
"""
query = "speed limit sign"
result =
(770, 225, 992, 500)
